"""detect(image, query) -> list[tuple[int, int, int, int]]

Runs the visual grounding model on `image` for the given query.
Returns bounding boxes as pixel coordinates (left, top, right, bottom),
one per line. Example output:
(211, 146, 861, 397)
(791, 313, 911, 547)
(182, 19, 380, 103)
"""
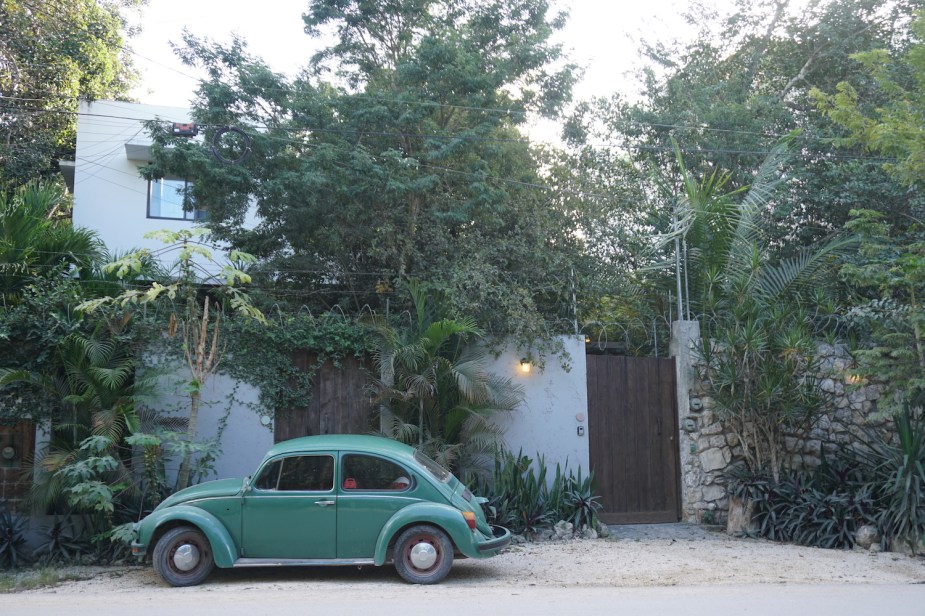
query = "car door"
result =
(336, 453, 419, 558)
(241, 453, 337, 559)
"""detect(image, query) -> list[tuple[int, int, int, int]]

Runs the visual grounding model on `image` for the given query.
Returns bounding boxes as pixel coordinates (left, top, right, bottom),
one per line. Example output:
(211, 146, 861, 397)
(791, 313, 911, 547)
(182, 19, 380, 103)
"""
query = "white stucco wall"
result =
(72, 100, 258, 272)
(153, 368, 273, 481)
(195, 373, 272, 479)
(487, 336, 590, 474)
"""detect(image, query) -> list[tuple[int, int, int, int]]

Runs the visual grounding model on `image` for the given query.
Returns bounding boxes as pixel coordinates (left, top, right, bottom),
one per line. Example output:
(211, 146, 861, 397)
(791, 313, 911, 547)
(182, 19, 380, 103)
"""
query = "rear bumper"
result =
(130, 541, 147, 560)
(130, 523, 146, 560)
(476, 525, 511, 554)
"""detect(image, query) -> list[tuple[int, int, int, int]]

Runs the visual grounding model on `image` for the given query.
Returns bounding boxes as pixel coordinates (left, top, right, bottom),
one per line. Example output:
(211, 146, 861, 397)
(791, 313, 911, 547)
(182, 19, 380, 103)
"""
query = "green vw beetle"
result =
(131, 435, 511, 586)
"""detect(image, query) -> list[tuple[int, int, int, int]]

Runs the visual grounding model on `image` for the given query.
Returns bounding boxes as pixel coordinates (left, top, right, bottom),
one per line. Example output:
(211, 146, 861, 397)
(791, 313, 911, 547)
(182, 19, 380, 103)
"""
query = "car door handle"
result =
(315, 500, 336, 507)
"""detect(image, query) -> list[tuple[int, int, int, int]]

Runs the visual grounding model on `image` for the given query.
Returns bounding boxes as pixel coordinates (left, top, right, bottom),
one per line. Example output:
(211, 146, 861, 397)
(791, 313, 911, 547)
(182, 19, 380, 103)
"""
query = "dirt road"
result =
(5, 524, 924, 615)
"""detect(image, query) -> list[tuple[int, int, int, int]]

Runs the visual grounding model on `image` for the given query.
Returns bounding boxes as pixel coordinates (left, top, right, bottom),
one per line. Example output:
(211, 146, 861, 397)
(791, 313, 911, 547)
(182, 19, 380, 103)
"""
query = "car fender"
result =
(373, 502, 473, 566)
(144, 505, 239, 568)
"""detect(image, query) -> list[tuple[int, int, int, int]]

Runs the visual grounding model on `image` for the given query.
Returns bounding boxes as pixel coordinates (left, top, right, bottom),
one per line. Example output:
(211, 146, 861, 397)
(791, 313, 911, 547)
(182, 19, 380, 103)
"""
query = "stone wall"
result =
(677, 339, 885, 524)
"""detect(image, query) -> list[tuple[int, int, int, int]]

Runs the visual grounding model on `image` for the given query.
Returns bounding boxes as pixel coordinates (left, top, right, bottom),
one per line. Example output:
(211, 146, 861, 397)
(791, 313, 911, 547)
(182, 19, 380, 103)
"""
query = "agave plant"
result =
(0, 503, 30, 569)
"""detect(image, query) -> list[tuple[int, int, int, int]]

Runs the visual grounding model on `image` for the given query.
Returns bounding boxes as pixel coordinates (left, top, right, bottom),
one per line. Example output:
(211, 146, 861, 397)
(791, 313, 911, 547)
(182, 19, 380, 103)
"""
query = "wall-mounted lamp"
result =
(519, 358, 531, 374)
(584, 336, 592, 344)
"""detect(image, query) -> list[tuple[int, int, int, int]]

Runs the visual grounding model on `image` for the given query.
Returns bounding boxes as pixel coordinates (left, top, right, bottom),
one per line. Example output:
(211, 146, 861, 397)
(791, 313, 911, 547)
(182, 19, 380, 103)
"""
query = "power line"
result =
(1, 98, 897, 164)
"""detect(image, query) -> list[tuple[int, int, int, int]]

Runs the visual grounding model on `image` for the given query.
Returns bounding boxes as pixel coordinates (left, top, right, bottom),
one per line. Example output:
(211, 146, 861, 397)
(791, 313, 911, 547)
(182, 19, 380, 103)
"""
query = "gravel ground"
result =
(9, 523, 925, 595)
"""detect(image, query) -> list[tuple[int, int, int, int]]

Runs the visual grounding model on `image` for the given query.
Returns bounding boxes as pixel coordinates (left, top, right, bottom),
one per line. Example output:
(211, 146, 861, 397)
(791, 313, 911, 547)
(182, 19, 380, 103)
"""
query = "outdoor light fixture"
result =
(520, 358, 531, 373)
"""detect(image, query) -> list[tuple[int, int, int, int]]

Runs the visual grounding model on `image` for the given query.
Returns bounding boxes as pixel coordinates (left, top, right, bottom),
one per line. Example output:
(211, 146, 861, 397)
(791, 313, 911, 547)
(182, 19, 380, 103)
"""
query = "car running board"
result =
(233, 558, 376, 568)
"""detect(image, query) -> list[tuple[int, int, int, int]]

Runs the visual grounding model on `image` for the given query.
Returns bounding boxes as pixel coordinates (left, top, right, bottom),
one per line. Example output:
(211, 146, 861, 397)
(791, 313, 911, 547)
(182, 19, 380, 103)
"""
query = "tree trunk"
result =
(175, 389, 201, 491)
(726, 496, 756, 535)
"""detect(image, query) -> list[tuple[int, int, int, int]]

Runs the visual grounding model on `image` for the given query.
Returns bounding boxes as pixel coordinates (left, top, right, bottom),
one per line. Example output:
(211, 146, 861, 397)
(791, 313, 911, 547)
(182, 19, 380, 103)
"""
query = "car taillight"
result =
(462, 510, 477, 530)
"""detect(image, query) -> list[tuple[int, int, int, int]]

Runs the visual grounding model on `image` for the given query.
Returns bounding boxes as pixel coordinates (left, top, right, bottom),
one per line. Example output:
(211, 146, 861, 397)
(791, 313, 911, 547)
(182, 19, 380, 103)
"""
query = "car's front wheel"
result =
(393, 524, 454, 584)
(152, 525, 215, 587)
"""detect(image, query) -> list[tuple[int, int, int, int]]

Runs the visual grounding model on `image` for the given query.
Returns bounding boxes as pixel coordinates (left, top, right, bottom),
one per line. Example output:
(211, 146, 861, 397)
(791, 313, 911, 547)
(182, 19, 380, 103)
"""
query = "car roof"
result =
(263, 434, 417, 460)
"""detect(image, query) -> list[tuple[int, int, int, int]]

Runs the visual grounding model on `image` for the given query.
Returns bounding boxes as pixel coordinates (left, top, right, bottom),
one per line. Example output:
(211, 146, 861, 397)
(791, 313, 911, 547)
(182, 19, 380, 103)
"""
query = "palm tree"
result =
(659, 143, 856, 481)
(0, 329, 141, 512)
(367, 282, 523, 475)
(0, 182, 102, 301)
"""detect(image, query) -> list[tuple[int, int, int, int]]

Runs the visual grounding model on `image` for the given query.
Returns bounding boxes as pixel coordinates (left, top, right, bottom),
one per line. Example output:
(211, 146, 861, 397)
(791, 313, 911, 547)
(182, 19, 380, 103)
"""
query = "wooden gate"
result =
(274, 352, 374, 442)
(587, 355, 681, 524)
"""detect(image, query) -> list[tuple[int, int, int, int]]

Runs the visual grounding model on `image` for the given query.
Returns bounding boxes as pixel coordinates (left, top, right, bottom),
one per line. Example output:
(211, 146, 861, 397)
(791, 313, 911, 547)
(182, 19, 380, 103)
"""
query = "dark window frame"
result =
(146, 177, 207, 221)
(253, 454, 335, 492)
(340, 453, 413, 492)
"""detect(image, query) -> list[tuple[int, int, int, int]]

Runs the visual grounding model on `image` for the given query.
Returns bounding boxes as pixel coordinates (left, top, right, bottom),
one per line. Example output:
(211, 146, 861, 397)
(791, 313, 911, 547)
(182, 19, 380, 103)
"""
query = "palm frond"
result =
(755, 236, 859, 302)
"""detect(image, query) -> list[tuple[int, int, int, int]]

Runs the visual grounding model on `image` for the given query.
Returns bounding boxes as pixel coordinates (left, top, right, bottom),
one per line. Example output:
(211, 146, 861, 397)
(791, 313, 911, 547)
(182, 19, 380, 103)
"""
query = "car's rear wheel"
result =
(152, 525, 215, 587)
(393, 524, 453, 584)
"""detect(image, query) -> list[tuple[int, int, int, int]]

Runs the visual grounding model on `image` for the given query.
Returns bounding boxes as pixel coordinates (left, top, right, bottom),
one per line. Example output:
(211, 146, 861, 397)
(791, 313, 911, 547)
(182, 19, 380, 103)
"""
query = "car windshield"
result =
(413, 450, 452, 482)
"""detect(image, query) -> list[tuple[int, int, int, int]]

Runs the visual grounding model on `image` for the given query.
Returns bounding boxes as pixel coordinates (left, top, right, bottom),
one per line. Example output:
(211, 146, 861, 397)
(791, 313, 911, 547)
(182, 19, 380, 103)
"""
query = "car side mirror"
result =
(242, 476, 251, 493)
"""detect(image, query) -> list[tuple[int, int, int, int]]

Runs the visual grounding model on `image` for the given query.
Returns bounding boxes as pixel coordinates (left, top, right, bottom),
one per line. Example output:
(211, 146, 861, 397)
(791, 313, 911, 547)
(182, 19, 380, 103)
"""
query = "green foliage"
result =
(660, 145, 851, 482)
(222, 312, 370, 420)
(78, 228, 266, 491)
(814, 11, 925, 191)
(731, 465, 878, 549)
(145, 0, 583, 342)
(0, 182, 102, 301)
(0, 0, 142, 186)
(562, 466, 601, 531)
(0, 503, 29, 569)
(733, 408, 925, 552)
(31, 514, 89, 566)
(368, 282, 523, 475)
(125, 429, 220, 499)
(855, 406, 925, 551)
(473, 450, 602, 537)
(841, 209, 925, 413)
(569, 0, 925, 253)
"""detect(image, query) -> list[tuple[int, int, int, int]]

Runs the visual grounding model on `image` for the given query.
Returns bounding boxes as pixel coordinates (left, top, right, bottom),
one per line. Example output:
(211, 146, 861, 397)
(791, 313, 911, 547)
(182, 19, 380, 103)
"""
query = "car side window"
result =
(254, 459, 282, 490)
(342, 454, 411, 491)
(254, 455, 334, 491)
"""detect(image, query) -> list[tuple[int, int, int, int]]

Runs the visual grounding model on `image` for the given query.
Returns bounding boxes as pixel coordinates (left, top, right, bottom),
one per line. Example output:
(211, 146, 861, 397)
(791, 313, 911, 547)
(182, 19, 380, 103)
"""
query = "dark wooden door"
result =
(587, 355, 680, 524)
(274, 352, 374, 442)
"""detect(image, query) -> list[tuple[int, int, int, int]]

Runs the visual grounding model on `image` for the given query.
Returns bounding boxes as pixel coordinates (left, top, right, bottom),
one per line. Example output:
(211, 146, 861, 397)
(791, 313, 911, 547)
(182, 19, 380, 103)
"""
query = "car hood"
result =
(154, 478, 244, 511)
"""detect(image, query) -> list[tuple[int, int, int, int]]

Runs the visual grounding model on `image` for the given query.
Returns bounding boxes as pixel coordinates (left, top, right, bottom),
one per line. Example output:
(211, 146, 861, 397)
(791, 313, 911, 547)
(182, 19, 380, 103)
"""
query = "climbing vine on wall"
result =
(220, 313, 371, 420)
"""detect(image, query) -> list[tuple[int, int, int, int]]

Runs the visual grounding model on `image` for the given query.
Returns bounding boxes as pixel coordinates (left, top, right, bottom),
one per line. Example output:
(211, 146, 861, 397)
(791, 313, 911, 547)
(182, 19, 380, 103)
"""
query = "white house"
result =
(69, 99, 259, 270)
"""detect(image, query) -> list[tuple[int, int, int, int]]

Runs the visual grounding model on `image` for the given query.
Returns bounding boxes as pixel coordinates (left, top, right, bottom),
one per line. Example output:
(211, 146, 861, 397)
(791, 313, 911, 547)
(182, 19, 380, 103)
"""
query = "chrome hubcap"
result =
(173, 543, 200, 572)
(409, 541, 437, 570)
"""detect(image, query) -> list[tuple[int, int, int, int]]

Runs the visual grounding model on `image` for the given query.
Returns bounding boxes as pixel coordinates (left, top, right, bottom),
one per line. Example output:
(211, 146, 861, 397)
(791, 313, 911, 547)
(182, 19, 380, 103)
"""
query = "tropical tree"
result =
(0, 326, 141, 513)
(0, 0, 142, 186)
(142, 0, 585, 342)
(660, 145, 854, 481)
(839, 210, 925, 413)
(367, 282, 523, 475)
(567, 0, 925, 254)
(78, 229, 266, 490)
(813, 13, 925, 410)
(0, 181, 102, 301)
(813, 11, 925, 192)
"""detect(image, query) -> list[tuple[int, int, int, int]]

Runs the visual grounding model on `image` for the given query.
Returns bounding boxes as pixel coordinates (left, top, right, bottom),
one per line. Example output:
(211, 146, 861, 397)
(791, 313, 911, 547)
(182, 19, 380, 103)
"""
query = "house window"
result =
(147, 178, 207, 221)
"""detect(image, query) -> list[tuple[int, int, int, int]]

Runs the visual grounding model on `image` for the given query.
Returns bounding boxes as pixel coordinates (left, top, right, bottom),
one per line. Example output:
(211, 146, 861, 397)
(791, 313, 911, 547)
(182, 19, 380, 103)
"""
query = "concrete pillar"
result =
(670, 319, 701, 521)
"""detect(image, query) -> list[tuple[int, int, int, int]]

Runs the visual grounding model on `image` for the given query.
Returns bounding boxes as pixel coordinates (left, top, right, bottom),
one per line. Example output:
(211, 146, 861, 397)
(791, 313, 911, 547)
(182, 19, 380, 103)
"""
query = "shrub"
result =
(854, 406, 925, 552)
(729, 427, 925, 552)
(471, 450, 602, 537)
(0, 503, 29, 569)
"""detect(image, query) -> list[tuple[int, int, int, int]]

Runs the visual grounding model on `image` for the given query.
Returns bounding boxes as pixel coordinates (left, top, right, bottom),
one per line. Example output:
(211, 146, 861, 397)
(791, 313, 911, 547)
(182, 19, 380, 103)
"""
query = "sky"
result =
(127, 0, 707, 110)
